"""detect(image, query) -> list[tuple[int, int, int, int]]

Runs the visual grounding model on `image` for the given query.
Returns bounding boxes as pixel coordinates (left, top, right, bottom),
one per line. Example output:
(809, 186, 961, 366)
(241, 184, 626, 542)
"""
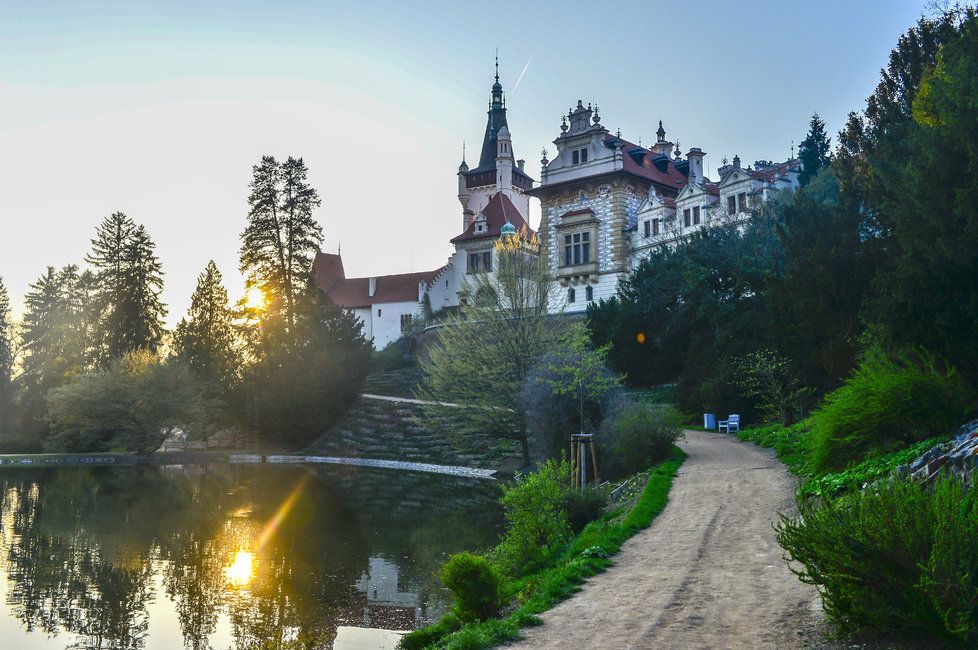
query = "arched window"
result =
(568, 287, 576, 303)
(585, 285, 594, 302)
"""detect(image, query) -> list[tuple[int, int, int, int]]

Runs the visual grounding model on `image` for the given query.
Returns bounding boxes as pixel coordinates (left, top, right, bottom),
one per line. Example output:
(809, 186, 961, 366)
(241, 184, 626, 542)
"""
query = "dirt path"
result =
(509, 430, 825, 649)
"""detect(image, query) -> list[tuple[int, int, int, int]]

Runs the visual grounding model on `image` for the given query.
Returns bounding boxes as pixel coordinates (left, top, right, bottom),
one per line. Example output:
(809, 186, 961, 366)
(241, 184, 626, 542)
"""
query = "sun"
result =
(244, 286, 265, 310)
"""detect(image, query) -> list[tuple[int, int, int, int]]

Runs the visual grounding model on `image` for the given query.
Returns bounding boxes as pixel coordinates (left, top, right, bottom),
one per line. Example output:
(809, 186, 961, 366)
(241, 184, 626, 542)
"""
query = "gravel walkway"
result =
(509, 429, 825, 649)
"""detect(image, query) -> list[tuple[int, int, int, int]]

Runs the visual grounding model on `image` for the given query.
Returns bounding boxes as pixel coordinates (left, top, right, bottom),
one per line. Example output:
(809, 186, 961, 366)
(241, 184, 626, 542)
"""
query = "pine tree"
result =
(87, 213, 167, 360)
(173, 260, 239, 389)
(797, 113, 832, 187)
(239, 155, 323, 335)
(18, 266, 90, 438)
(0, 277, 14, 432)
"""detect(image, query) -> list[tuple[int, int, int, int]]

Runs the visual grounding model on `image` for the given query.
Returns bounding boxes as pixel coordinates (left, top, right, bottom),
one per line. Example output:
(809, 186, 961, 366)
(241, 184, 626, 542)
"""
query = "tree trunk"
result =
(519, 435, 530, 468)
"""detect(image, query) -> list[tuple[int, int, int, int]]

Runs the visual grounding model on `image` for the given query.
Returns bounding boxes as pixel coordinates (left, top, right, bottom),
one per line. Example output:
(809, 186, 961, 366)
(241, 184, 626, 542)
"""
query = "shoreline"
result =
(0, 451, 497, 479)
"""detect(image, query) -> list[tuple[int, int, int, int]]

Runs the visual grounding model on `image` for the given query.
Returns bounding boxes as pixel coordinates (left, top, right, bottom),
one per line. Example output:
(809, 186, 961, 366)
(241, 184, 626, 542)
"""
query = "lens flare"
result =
(255, 475, 311, 552)
(636, 332, 646, 344)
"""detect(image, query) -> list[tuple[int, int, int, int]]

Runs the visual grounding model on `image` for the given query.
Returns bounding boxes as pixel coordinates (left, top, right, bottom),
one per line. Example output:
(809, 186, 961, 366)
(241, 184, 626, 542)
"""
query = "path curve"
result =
(509, 430, 824, 649)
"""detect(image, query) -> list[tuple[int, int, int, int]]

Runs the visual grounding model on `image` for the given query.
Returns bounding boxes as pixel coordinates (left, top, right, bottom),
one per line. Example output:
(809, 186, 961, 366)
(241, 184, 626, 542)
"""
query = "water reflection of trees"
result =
(0, 465, 501, 649)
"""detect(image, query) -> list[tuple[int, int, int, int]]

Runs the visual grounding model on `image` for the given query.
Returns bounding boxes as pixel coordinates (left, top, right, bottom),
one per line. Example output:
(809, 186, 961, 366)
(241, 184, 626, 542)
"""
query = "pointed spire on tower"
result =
(656, 120, 666, 142)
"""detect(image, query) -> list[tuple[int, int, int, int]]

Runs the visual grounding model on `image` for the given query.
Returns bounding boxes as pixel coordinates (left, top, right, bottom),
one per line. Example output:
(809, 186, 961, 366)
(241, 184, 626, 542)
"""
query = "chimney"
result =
(687, 147, 706, 185)
(517, 159, 525, 170)
(368, 277, 377, 298)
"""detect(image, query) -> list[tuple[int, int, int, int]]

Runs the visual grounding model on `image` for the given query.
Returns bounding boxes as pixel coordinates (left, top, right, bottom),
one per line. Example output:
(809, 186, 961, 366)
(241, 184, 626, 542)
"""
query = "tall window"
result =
(568, 287, 576, 303)
(727, 195, 737, 215)
(693, 206, 701, 225)
(399, 313, 412, 332)
(643, 220, 650, 238)
(683, 208, 691, 227)
(585, 285, 593, 302)
(563, 231, 591, 266)
(468, 251, 492, 273)
(571, 148, 588, 164)
(738, 192, 748, 212)
(652, 219, 660, 236)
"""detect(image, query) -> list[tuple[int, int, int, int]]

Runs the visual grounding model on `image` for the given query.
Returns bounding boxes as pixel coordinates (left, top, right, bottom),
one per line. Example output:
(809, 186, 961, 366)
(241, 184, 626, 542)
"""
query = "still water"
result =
(0, 463, 503, 649)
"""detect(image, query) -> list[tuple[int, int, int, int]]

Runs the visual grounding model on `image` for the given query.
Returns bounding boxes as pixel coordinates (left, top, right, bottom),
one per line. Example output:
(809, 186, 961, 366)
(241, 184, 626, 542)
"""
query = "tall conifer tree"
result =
(173, 260, 239, 389)
(239, 155, 323, 335)
(0, 277, 13, 432)
(87, 213, 167, 360)
(797, 113, 832, 187)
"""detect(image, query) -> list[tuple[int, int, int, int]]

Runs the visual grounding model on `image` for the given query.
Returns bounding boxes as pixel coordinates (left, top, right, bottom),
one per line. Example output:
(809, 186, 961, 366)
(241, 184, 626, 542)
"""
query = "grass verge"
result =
(400, 447, 687, 649)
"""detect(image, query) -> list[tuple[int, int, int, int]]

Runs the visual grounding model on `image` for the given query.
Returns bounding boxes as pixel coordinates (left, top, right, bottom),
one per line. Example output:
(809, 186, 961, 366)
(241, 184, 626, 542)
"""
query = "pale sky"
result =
(0, 0, 927, 325)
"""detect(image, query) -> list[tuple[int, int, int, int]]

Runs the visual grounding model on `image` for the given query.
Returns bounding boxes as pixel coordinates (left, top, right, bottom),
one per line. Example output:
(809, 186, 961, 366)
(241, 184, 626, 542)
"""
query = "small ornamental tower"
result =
(496, 125, 513, 198)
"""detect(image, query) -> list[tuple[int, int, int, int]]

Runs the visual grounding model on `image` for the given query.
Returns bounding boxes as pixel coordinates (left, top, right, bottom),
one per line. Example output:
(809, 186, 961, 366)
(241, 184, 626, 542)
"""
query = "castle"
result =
(314, 66, 800, 349)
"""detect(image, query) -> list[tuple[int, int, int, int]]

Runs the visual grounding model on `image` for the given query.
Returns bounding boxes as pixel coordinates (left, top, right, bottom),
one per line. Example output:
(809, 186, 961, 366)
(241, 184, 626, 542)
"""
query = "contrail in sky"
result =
(511, 50, 536, 93)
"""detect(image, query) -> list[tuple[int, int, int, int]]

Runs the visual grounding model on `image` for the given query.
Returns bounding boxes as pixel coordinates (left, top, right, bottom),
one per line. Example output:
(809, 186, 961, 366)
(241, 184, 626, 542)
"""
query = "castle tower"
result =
(456, 58, 533, 229)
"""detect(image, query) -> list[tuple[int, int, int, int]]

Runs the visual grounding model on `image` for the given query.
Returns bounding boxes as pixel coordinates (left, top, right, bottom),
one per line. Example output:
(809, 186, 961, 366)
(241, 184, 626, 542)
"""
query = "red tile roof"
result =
(607, 136, 688, 193)
(313, 252, 444, 308)
(747, 160, 801, 183)
(451, 192, 535, 243)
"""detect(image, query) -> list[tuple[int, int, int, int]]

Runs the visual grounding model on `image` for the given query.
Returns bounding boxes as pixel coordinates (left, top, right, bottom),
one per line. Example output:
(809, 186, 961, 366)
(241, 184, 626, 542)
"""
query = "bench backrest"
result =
(728, 414, 740, 423)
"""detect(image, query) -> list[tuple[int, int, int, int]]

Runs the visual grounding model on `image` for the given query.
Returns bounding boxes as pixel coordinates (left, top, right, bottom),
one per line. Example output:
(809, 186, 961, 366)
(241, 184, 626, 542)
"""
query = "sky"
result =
(0, 0, 928, 325)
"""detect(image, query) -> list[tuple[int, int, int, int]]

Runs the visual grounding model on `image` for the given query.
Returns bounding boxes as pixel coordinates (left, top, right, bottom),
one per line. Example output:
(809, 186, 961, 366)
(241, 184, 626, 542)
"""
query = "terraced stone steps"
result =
(308, 394, 521, 472)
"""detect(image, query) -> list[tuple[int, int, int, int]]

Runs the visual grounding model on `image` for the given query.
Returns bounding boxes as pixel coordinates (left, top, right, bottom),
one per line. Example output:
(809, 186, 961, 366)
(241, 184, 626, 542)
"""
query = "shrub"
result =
(733, 349, 813, 426)
(599, 402, 684, 479)
(807, 346, 970, 472)
(736, 422, 811, 475)
(439, 553, 504, 623)
(562, 487, 607, 533)
(373, 340, 417, 372)
(776, 473, 978, 645)
(489, 460, 571, 576)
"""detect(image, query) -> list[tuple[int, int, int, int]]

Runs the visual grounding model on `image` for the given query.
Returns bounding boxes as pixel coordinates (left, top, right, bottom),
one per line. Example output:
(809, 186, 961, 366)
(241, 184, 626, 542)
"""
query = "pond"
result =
(0, 463, 503, 649)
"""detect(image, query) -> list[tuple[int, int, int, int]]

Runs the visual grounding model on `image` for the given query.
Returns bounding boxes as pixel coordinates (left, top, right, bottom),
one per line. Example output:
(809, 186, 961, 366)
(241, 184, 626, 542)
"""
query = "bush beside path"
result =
(508, 429, 824, 649)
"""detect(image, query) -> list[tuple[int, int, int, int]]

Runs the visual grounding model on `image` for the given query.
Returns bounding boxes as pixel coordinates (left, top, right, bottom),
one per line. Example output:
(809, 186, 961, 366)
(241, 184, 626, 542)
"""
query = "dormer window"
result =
(727, 195, 737, 215)
(644, 220, 651, 238)
(693, 206, 701, 225)
(683, 208, 691, 227)
(738, 192, 748, 212)
(571, 148, 588, 165)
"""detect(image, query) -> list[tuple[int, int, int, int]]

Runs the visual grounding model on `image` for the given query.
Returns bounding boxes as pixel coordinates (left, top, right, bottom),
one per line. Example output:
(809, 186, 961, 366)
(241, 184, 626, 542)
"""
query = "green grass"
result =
(400, 448, 687, 649)
(736, 422, 811, 474)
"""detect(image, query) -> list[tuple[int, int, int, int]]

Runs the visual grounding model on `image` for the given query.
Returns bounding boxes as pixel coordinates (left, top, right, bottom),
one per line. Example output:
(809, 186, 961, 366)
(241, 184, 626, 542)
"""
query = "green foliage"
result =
(734, 349, 813, 425)
(419, 228, 561, 465)
(777, 473, 978, 645)
(807, 346, 970, 471)
(86, 213, 168, 361)
(373, 340, 417, 372)
(239, 155, 323, 333)
(172, 260, 240, 391)
(489, 459, 571, 577)
(561, 487, 607, 533)
(0, 277, 13, 435)
(798, 436, 947, 498)
(403, 451, 685, 649)
(797, 113, 831, 187)
(736, 422, 811, 474)
(237, 288, 371, 448)
(599, 402, 684, 479)
(45, 350, 216, 453)
(523, 324, 622, 460)
(439, 553, 504, 622)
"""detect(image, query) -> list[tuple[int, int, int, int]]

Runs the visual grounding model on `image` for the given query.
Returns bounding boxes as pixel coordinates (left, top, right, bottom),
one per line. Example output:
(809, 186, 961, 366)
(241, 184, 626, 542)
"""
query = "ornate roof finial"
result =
(674, 140, 682, 159)
(495, 49, 499, 83)
(790, 139, 795, 159)
(656, 120, 666, 142)
(462, 140, 466, 164)
(616, 127, 622, 138)
(541, 147, 549, 165)
(593, 104, 601, 125)
(560, 115, 568, 133)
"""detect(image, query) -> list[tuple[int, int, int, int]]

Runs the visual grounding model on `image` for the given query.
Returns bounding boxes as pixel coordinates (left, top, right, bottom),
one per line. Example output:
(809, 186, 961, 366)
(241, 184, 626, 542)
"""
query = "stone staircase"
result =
(362, 367, 423, 398)
(307, 394, 522, 473)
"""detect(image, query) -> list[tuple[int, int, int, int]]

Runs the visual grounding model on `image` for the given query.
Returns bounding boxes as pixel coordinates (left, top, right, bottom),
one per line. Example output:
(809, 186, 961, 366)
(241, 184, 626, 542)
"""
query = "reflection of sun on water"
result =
(224, 549, 254, 588)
